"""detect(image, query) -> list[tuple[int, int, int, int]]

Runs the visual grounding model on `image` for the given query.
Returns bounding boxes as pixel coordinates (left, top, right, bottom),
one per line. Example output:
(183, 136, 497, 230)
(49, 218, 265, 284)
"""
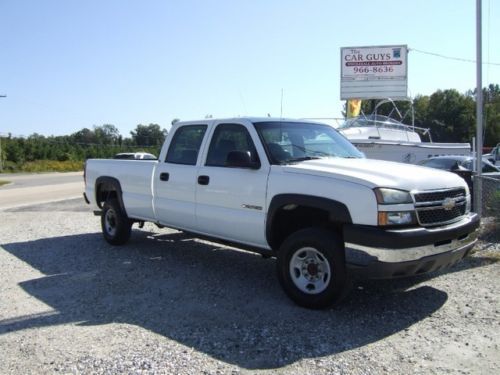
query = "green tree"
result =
(130, 124, 167, 146)
(94, 124, 120, 145)
(483, 84, 500, 147)
(4, 137, 24, 163)
(71, 128, 96, 144)
(426, 89, 475, 143)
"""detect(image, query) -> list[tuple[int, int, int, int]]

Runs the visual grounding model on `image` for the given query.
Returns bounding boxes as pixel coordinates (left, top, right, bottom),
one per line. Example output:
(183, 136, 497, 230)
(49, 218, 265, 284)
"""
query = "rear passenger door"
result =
(195, 121, 270, 248)
(153, 124, 207, 230)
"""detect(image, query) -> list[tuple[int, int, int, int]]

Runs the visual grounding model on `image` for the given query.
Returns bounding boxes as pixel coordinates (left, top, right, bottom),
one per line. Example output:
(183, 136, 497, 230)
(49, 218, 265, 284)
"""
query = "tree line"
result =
(1, 85, 499, 171)
(0, 123, 167, 171)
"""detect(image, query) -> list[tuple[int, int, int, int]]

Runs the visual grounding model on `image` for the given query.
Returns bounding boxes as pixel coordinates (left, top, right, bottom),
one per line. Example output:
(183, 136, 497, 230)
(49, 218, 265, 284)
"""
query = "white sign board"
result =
(340, 45, 408, 100)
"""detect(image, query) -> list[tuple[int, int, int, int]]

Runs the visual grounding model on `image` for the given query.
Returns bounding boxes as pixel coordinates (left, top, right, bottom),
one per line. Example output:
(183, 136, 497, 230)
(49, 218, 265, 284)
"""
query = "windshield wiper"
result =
(290, 144, 330, 157)
(283, 156, 322, 163)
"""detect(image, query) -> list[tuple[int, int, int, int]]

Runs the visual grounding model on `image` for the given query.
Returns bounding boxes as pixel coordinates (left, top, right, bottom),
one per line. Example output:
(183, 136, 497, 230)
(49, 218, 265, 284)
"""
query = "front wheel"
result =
(276, 228, 348, 309)
(101, 198, 132, 245)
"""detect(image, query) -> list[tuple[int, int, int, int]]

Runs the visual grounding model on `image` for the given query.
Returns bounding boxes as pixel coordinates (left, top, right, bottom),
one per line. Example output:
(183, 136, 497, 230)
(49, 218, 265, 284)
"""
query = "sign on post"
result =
(340, 45, 408, 100)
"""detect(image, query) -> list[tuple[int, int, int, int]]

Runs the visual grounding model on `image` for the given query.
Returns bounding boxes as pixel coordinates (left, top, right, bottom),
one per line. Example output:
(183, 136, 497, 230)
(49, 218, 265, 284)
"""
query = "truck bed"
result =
(85, 159, 158, 221)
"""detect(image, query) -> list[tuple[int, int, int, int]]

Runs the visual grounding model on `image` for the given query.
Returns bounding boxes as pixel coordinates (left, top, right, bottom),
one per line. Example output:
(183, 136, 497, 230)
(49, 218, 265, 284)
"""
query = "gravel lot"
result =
(0, 198, 499, 374)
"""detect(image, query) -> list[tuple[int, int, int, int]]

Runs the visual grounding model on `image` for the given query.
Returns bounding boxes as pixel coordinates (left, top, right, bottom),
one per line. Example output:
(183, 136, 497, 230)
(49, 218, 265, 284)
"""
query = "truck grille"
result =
(413, 188, 467, 227)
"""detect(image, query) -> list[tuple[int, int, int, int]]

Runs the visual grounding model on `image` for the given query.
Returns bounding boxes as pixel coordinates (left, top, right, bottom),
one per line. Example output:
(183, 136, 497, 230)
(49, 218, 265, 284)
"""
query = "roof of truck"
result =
(176, 117, 326, 125)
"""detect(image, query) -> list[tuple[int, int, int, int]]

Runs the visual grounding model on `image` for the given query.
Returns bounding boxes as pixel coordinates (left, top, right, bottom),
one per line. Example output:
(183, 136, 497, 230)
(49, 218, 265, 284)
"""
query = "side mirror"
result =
(450, 161, 466, 171)
(226, 151, 260, 169)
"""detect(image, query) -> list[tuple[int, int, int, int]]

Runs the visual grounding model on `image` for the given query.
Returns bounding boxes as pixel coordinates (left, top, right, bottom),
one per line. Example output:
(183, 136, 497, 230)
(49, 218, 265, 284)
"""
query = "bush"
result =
(0, 161, 21, 172)
(20, 160, 83, 172)
(0, 160, 84, 173)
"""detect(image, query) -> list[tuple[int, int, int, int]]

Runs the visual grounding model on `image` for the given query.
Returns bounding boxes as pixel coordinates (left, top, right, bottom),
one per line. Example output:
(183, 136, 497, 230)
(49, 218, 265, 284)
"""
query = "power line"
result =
(409, 47, 500, 66)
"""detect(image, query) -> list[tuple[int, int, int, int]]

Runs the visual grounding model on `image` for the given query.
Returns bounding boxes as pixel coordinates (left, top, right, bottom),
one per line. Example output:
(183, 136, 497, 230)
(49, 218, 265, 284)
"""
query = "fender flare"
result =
(95, 176, 127, 215)
(266, 194, 352, 249)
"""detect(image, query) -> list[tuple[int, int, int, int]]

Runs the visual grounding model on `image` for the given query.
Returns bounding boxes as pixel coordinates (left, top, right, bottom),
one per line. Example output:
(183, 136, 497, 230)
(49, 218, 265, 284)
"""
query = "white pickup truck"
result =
(84, 117, 480, 308)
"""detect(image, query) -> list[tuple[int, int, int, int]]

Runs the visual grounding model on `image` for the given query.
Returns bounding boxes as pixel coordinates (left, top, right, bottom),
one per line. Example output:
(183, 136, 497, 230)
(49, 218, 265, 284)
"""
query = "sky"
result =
(0, 0, 499, 137)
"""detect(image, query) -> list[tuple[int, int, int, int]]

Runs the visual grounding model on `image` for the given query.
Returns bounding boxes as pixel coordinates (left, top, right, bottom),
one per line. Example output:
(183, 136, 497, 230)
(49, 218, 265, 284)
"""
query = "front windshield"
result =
(253, 121, 364, 164)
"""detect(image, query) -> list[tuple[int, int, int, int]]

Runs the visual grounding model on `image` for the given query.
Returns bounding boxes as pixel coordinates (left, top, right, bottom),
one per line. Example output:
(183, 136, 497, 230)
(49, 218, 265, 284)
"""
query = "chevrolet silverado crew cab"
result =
(84, 117, 479, 308)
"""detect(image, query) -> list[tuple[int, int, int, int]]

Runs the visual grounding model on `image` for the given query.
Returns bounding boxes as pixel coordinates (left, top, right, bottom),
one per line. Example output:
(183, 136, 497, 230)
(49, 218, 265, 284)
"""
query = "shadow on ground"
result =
(0, 229, 496, 369)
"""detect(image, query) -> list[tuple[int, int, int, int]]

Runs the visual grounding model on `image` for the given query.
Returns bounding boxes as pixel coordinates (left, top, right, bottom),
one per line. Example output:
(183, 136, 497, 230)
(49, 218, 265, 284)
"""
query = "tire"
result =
(276, 227, 348, 309)
(101, 198, 132, 245)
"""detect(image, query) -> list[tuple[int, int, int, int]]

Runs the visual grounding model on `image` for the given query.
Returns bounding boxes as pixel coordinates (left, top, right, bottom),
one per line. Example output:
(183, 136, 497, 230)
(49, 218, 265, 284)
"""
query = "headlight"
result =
(374, 188, 412, 204)
(378, 211, 416, 226)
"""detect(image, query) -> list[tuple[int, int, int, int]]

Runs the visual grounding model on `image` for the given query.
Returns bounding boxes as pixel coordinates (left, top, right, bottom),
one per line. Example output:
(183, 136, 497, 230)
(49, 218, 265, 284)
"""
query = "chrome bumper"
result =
(345, 231, 477, 263)
(343, 213, 480, 278)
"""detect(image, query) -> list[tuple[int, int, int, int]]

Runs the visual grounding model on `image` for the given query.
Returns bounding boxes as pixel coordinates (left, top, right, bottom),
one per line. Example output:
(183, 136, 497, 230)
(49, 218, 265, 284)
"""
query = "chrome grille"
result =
(413, 188, 466, 203)
(413, 188, 467, 227)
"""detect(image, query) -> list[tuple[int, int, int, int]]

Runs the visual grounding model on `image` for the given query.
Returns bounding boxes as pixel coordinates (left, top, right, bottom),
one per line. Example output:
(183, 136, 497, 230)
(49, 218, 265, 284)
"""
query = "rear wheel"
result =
(101, 198, 132, 245)
(277, 227, 348, 309)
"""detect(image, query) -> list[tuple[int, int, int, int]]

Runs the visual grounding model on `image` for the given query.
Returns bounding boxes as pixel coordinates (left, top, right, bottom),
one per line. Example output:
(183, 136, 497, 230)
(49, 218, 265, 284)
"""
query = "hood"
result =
(282, 158, 467, 191)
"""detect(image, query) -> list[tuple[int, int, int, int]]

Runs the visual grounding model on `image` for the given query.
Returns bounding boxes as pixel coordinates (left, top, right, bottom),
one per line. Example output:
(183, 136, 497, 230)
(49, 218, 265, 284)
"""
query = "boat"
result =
(320, 99, 471, 164)
(338, 115, 470, 164)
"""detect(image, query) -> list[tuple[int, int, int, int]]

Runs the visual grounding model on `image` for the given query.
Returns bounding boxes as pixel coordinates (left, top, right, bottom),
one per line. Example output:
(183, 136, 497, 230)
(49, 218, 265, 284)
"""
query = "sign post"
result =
(340, 45, 408, 100)
(474, 0, 483, 215)
(0, 95, 6, 172)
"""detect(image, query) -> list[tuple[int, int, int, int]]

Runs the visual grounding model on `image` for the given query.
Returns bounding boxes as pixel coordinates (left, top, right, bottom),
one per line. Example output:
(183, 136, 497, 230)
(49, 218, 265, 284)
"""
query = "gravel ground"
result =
(0, 198, 499, 374)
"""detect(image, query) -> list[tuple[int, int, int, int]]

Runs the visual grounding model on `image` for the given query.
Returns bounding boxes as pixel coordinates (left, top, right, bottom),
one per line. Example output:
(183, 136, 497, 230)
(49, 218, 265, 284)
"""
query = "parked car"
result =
(484, 143, 500, 166)
(418, 155, 500, 197)
(113, 152, 157, 160)
(418, 155, 500, 174)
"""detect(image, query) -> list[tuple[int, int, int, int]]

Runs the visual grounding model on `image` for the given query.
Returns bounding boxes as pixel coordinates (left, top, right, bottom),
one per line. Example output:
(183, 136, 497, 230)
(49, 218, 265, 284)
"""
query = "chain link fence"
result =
(476, 175, 500, 219)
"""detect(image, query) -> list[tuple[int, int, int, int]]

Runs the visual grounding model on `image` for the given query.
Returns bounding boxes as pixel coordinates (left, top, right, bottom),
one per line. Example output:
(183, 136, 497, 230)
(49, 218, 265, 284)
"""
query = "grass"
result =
(1, 160, 84, 173)
(20, 160, 83, 172)
(0, 180, 10, 187)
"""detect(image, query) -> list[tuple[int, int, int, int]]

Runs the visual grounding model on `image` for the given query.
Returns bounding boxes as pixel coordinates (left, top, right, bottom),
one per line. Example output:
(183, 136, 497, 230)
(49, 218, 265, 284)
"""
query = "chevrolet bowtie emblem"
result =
(442, 197, 456, 211)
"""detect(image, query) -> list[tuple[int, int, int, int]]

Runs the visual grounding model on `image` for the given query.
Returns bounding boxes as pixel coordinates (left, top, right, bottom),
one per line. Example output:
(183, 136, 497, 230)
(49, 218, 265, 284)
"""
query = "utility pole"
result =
(0, 95, 6, 172)
(474, 0, 483, 215)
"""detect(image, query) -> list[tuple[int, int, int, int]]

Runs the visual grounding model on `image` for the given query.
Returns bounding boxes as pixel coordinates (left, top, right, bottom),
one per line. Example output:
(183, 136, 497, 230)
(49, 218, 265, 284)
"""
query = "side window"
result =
(165, 125, 207, 165)
(205, 123, 260, 167)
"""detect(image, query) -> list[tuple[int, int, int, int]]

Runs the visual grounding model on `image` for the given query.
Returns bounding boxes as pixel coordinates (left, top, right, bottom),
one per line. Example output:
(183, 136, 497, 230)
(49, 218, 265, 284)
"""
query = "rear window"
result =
(165, 125, 207, 165)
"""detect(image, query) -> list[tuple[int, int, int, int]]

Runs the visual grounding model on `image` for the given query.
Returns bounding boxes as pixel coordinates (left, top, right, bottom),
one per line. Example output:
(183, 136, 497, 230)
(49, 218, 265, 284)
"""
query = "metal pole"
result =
(474, 0, 483, 215)
(0, 95, 6, 172)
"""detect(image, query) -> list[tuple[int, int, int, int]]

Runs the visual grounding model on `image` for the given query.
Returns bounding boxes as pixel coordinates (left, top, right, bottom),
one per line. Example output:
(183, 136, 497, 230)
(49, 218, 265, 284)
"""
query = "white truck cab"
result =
(84, 117, 479, 308)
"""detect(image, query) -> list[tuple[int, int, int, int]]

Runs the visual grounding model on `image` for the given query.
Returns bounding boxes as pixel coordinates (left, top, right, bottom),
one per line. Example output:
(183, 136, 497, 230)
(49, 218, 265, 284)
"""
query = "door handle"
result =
(159, 172, 169, 181)
(198, 175, 210, 185)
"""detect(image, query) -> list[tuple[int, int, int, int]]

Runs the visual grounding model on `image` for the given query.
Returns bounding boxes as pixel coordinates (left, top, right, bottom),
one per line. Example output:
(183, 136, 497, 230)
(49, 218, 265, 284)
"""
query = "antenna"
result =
(280, 89, 284, 118)
(0, 95, 5, 171)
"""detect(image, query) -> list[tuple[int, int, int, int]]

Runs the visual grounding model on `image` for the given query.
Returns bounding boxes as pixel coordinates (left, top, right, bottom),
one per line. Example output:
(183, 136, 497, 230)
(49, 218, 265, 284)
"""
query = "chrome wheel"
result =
(104, 208, 117, 237)
(289, 247, 332, 294)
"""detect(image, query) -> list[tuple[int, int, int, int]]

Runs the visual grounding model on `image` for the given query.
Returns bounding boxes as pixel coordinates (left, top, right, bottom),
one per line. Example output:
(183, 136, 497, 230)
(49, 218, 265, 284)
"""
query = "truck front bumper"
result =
(343, 213, 480, 279)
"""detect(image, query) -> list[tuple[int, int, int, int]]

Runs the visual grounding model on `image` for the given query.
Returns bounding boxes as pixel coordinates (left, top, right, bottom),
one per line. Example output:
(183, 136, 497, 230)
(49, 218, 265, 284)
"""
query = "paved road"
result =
(0, 172, 84, 210)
